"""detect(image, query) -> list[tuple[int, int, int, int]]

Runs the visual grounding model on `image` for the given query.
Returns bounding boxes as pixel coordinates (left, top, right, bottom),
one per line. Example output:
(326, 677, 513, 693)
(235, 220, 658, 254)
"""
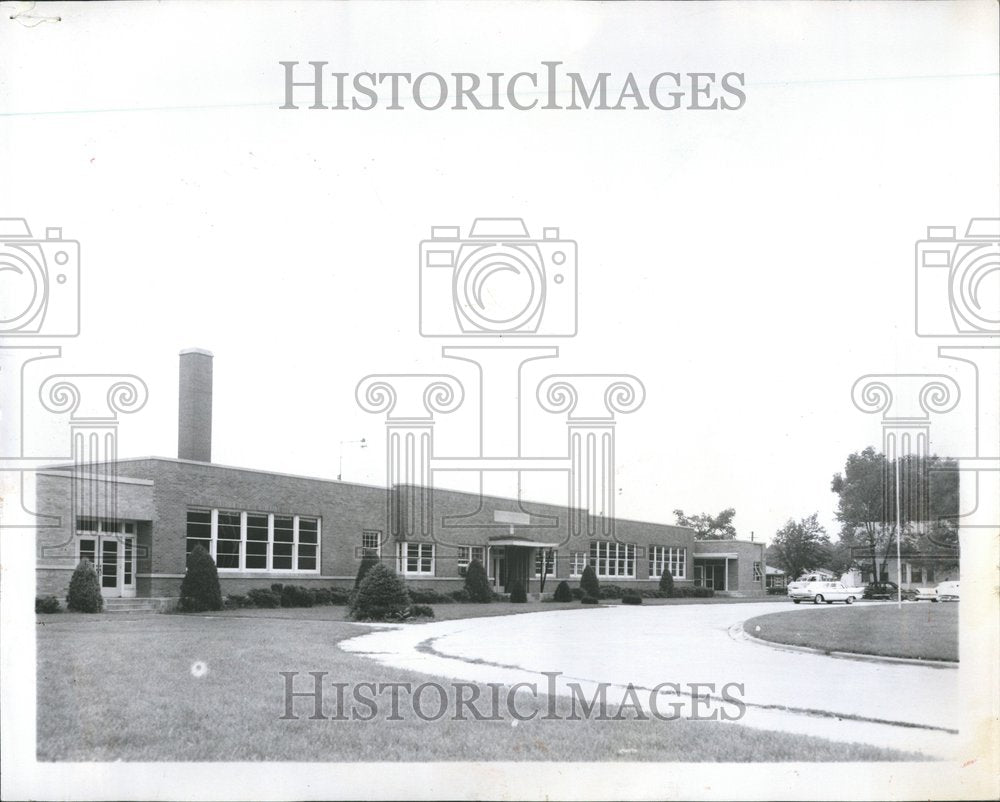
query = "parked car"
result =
(934, 580, 960, 602)
(862, 581, 917, 601)
(787, 580, 862, 605)
(913, 585, 938, 601)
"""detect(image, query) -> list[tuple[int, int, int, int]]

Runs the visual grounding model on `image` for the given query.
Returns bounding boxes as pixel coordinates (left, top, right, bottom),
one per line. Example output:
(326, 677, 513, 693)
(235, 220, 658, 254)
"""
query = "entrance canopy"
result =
(694, 552, 738, 560)
(487, 538, 560, 548)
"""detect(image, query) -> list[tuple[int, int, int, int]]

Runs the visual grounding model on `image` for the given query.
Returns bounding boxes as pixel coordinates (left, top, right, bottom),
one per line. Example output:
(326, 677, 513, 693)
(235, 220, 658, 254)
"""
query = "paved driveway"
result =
(339, 601, 960, 758)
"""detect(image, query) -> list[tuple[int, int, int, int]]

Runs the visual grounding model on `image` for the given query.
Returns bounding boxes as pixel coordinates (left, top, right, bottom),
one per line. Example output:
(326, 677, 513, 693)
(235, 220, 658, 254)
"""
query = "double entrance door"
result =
(79, 531, 137, 598)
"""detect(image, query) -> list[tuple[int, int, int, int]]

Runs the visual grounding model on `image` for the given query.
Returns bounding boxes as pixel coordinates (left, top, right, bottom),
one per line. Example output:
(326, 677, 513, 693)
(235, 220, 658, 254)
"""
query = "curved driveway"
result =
(339, 602, 959, 758)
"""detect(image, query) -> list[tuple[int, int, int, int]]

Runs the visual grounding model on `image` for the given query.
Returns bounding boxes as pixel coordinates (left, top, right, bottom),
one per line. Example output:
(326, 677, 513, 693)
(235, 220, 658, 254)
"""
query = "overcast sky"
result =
(3, 2, 998, 544)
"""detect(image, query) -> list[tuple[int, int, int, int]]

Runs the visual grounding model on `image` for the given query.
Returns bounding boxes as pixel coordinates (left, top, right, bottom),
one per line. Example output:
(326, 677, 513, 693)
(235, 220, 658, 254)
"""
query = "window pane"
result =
(299, 518, 318, 545)
(246, 540, 267, 569)
(273, 542, 292, 570)
(186, 510, 212, 556)
(77, 517, 98, 533)
(298, 545, 317, 571)
(79, 538, 96, 564)
(247, 514, 268, 541)
(274, 517, 294, 543)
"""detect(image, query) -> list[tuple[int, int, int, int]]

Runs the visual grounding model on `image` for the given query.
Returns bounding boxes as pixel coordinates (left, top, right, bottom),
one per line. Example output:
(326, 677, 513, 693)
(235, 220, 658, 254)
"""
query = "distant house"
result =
(764, 565, 786, 589)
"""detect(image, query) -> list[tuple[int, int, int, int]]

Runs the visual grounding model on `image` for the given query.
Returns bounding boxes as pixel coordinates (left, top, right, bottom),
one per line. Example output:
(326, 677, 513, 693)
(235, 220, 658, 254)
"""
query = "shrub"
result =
(281, 585, 315, 607)
(351, 563, 411, 621)
(311, 588, 333, 605)
(35, 595, 61, 614)
(408, 604, 435, 618)
(509, 580, 527, 603)
(580, 565, 600, 598)
(270, 583, 284, 595)
(463, 558, 492, 603)
(581, 594, 599, 605)
(622, 592, 643, 605)
(449, 588, 472, 603)
(553, 580, 573, 602)
(570, 587, 585, 600)
(224, 593, 251, 609)
(247, 587, 280, 608)
(328, 587, 351, 605)
(766, 586, 786, 595)
(598, 584, 625, 600)
(408, 588, 454, 604)
(658, 570, 675, 598)
(179, 545, 223, 612)
(66, 559, 103, 613)
(354, 555, 381, 589)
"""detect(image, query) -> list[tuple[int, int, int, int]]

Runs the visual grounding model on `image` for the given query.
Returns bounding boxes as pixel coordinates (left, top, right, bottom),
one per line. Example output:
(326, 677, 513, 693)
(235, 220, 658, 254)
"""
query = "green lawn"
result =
(36, 612, 921, 762)
(743, 603, 958, 662)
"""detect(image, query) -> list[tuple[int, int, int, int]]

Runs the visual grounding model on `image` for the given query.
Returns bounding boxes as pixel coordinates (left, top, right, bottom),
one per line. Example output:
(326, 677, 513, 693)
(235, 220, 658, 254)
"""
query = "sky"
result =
(2, 2, 998, 546)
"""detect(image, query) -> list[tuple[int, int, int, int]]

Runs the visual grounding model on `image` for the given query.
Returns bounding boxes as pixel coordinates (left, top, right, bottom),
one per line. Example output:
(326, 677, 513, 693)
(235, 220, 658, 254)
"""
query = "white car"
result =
(787, 580, 861, 605)
(935, 581, 960, 602)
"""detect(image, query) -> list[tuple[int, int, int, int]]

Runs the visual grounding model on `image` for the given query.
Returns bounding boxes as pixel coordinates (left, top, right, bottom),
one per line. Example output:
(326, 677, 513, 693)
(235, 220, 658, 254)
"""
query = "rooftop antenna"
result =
(338, 438, 367, 481)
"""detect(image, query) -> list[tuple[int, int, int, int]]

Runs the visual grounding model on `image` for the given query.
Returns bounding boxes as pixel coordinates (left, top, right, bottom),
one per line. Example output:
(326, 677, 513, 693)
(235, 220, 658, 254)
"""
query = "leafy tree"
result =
(463, 558, 492, 603)
(658, 568, 675, 598)
(350, 563, 411, 621)
(179, 544, 223, 612)
(66, 559, 103, 613)
(553, 580, 573, 602)
(673, 508, 737, 540)
(580, 564, 600, 597)
(831, 448, 959, 585)
(769, 514, 831, 580)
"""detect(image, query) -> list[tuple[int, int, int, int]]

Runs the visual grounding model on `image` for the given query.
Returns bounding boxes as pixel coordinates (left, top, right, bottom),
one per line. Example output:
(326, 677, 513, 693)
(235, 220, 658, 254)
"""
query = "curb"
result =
(734, 622, 959, 669)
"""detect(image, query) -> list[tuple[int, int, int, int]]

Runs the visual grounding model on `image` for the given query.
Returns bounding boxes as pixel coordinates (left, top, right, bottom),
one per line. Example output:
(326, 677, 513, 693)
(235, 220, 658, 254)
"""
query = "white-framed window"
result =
(648, 546, 687, 580)
(185, 508, 321, 573)
(457, 545, 485, 571)
(590, 541, 636, 578)
(362, 530, 382, 558)
(753, 561, 762, 582)
(569, 552, 588, 577)
(397, 542, 434, 575)
(534, 548, 557, 577)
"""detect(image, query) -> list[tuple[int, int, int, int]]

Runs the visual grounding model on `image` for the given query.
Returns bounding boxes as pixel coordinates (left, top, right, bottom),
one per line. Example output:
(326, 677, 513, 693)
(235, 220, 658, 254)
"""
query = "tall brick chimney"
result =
(178, 348, 213, 462)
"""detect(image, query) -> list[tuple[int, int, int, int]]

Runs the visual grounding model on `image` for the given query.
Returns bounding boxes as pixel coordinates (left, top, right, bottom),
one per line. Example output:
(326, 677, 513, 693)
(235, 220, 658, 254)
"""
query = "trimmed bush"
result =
(463, 559, 492, 603)
(622, 592, 643, 605)
(354, 555, 381, 589)
(35, 595, 61, 614)
(580, 565, 600, 598)
(598, 584, 626, 600)
(281, 585, 315, 608)
(270, 583, 284, 595)
(509, 580, 527, 603)
(658, 570, 675, 598)
(66, 559, 103, 613)
(408, 604, 435, 618)
(581, 594, 599, 605)
(328, 587, 351, 605)
(553, 580, 573, 602)
(311, 588, 333, 605)
(224, 593, 252, 609)
(247, 587, 280, 608)
(408, 588, 454, 604)
(351, 563, 411, 621)
(766, 586, 785, 595)
(179, 545, 223, 612)
(672, 586, 714, 598)
(448, 588, 472, 603)
(570, 587, 585, 600)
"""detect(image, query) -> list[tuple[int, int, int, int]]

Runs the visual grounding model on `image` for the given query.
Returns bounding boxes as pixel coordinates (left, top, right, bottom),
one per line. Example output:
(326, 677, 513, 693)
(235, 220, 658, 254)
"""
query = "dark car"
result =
(863, 581, 917, 601)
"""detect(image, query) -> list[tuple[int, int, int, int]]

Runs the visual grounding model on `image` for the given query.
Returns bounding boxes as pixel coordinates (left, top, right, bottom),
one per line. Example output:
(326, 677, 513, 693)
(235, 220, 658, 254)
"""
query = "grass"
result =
(36, 612, 921, 762)
(743, 603, 958, 662)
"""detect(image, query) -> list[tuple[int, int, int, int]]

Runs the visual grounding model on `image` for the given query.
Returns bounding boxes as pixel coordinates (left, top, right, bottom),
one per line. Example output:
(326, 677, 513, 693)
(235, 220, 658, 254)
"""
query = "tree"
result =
(350, 563, 411, 621)
(658, 568, 674, 598)
(508, 580, 527, 603)
(179, 544, 223, 612)
(580, 564, 600, 598)
(463, 558, 492, 603)
(553, 580, 573, 602)
(354, 555, 380, 588)
(831, 448, 959, 586)
(769, 514, 831, 580)
(673, 508, 737, 540)
(537, 548, 554, 594)
(66, 559, 103, 613)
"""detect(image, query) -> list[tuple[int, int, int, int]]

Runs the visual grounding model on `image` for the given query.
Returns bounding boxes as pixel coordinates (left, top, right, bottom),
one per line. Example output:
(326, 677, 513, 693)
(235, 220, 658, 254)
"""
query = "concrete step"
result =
(102, 597, 176, 613)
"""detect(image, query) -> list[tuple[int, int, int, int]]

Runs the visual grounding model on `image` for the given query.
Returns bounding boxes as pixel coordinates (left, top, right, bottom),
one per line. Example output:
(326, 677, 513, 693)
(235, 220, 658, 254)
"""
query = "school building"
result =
(35, 350, 767, 604)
